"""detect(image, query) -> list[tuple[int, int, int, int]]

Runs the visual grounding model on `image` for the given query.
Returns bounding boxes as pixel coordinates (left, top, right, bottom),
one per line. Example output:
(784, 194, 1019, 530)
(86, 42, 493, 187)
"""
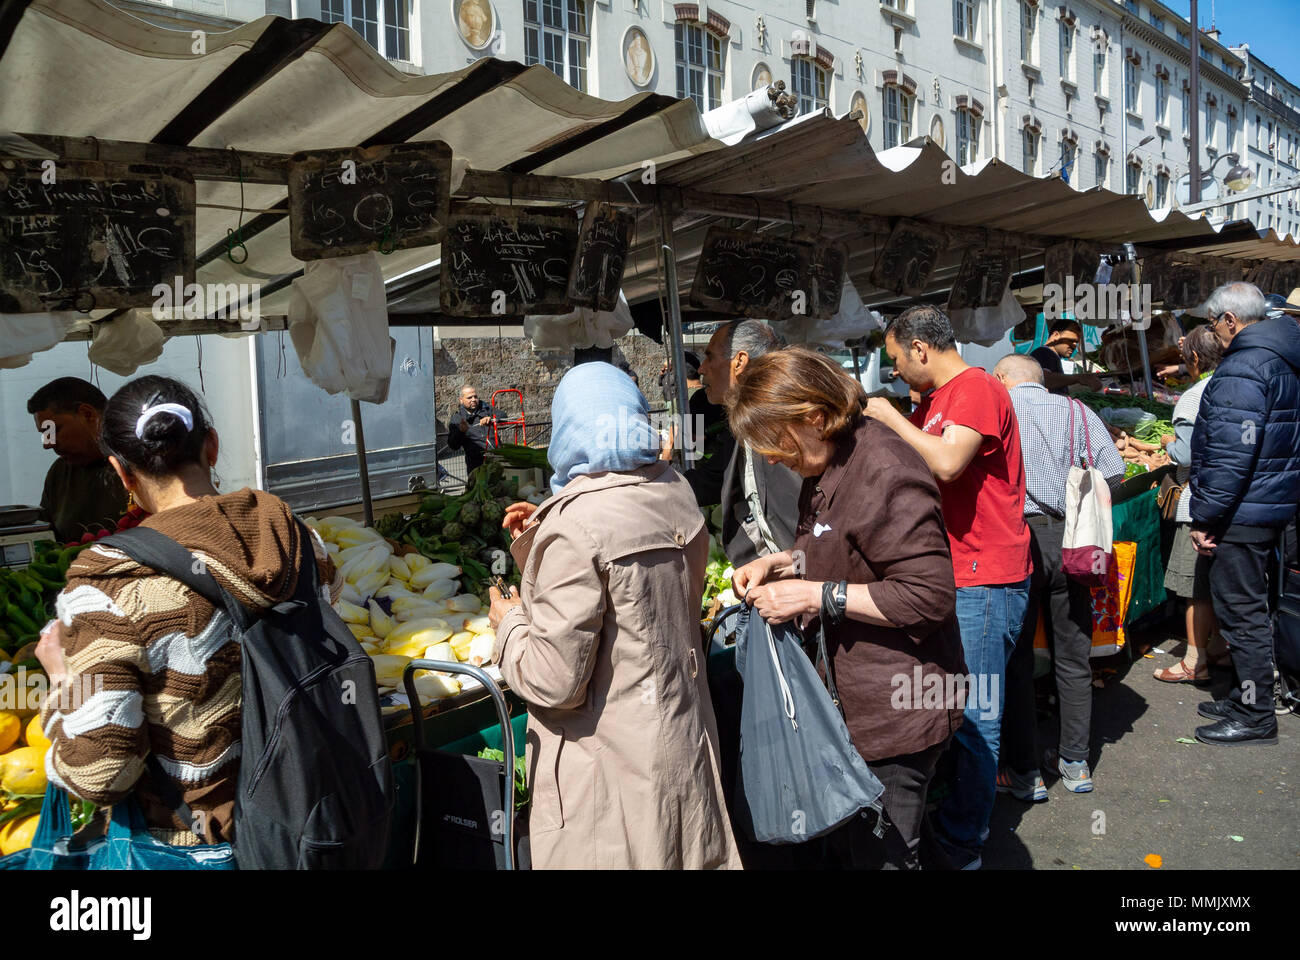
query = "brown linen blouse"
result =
(793, 415, 967, 762)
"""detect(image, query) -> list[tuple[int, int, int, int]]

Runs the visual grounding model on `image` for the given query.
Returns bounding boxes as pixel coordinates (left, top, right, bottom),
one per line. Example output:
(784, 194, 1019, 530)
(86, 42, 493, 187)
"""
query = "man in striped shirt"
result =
(993, 353, 1124, 799)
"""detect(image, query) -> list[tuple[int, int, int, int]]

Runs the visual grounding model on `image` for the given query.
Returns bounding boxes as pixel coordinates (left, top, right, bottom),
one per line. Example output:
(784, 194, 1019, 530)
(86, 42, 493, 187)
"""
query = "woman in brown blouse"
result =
(728, 348, 967, 869)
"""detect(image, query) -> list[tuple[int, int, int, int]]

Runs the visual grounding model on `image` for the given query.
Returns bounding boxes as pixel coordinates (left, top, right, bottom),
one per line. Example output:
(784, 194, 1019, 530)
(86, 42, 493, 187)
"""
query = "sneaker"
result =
(996, 766, 1048, 803)
(1197, 699, 1230, 721)
(1056, 757, 1094, 793)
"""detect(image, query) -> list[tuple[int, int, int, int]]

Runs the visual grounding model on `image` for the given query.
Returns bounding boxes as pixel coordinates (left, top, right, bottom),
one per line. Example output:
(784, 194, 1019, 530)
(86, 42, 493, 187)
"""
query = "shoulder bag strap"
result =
(101, 526, 249, 629)
(815, 620, 846, 721)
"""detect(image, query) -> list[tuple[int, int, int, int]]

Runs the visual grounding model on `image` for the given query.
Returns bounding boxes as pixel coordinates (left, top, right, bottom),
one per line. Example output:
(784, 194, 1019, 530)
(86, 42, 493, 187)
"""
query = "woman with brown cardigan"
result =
(729, 348, 968, 869)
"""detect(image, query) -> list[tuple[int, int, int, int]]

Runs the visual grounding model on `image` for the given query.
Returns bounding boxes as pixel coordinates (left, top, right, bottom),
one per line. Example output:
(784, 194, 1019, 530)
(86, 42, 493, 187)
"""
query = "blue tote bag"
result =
(734, 615, 886, 844)
(0, 784, 235, 871)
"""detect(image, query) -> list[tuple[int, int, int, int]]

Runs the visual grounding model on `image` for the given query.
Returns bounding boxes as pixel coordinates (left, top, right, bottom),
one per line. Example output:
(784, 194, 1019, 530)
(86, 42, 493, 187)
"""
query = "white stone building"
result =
(1231, 44, 1300, 237)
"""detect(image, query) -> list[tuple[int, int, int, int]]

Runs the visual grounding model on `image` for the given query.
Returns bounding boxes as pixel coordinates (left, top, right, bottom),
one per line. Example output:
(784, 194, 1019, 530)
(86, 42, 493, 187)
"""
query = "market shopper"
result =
(27, 377, 129, 543)
(865, 305, 1030, 870)
(447, 384, 494, 475)
(697, 319, 801, 566)
(486, 362, 740, 870)
(1030, 320, 1104, 395)
(992, 354, 1125, 797)
(728, 348, 967, 870)
(35, 375, 338, 845)
(661, 350, 729, 491)
(1188, 282, 1300, 746)
(1154, 326, 1229, 685)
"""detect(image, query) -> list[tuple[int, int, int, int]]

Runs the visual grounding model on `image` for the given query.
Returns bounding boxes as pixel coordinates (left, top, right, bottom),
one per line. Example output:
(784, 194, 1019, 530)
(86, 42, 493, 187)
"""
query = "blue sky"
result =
(1161, 0, 1300, 81)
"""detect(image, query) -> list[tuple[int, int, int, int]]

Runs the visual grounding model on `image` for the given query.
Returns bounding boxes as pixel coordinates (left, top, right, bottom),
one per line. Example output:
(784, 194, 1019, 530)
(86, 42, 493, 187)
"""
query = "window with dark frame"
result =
(523, 0, 590, 92)
(792, 57, 829, 115)
(321, 0, 410, 61)
(675, 19, 725, 111)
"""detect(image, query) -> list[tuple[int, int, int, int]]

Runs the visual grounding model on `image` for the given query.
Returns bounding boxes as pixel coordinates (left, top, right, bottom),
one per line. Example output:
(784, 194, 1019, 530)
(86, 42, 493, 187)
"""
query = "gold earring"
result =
(126, 490, 136, 509)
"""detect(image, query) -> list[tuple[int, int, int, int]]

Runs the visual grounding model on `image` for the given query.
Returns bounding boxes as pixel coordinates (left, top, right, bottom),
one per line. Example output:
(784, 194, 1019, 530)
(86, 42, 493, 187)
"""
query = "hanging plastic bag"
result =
(1062, 399, 1115, 586)
(87, 309, 165, 376)
(778, 277, 880, 350)
(288, 251, 396, 403)
(0, 312, 78, 368)
(524, 292, 633, 350)
(734, 614, 885, 844)
(947, 284, 1024, 347)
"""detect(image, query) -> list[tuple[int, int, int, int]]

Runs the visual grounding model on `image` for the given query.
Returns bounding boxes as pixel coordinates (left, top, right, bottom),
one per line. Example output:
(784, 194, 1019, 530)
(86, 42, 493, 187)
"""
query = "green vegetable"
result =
(1134, 419, 1175, 444)
(1075, 390, 1174, 420)
(491, 443, 551, 473)
(1124, 462, 1150, 479)
(476, 747, 529, 809)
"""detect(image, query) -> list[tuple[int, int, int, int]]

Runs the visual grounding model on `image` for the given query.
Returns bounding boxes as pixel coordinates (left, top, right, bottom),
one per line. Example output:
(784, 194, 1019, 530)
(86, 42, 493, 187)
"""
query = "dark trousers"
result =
(822, 739, 947, 870)
(1209, 536, 1281, 726)
(1009, 518, 1096, 765)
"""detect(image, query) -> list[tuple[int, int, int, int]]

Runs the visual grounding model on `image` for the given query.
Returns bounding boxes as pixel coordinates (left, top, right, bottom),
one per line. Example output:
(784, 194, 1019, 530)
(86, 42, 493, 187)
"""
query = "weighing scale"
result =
(0, 505, 55, 569)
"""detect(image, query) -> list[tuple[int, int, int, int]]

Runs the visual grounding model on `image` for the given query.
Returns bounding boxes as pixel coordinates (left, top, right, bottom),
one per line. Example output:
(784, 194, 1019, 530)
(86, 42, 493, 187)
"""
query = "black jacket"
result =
(448, 400, 494, 453)
(1190, 316, 1300, 536)
(716, 439, 802, 567)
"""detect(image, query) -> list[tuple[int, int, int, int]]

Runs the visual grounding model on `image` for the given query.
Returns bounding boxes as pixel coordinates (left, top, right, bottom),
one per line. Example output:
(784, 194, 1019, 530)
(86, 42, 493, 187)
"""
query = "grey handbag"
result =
(734, 614, 886, 844)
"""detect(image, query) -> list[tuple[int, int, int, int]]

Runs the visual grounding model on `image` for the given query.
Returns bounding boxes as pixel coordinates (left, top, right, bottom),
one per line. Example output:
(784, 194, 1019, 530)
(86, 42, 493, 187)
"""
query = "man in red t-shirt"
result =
(865, 304, 1031, 870)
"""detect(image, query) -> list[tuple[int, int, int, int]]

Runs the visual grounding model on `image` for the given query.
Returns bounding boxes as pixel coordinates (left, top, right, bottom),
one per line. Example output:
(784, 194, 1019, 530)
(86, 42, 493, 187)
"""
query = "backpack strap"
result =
(102, 526, 250, 630)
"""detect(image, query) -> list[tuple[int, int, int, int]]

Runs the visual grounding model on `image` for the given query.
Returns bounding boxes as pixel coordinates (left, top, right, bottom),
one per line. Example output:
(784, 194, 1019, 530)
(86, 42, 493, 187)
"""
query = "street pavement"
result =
(983, 621, 1299, 870)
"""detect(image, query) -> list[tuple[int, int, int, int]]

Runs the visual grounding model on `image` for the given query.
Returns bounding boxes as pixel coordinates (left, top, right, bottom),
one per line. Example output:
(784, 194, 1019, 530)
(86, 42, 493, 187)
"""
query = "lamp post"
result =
(1189, 0, 1201, 203)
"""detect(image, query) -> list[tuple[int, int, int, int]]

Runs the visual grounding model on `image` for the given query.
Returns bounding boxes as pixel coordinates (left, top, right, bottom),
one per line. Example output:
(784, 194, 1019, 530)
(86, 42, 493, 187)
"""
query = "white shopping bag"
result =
(1061, 399, 1114, 586)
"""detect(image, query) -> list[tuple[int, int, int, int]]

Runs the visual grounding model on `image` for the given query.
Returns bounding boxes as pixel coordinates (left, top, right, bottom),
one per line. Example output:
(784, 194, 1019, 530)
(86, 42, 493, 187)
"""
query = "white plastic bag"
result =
(0, 311, 78, 368)
(288, 251, 396, 403)
(778, 277, 880, 350)
(947, 284, 1024, 347)
(524, 291, 633, 350)
(87, 309, 165, 376)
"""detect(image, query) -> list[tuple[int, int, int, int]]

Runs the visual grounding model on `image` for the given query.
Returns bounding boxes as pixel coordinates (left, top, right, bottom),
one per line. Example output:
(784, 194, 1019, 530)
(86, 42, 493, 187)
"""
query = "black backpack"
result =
(105, 521, 394, 869)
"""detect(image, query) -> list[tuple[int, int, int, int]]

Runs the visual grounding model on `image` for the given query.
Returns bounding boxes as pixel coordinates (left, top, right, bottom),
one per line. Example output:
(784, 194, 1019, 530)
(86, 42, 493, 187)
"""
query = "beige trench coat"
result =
(496, 462, 741, 870)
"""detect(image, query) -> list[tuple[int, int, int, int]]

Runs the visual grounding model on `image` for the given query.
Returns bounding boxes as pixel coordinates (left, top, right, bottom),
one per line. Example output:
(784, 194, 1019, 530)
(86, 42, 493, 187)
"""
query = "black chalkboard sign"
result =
(869, 218, 948, 297)
(947, 247, 1015, 311)
(287, 143, 452, 260)
(567, 202, 634, 311)
(688, 227, 813, 319)
(804, 238, 848, 320)
(440, 203, 580, 317)
(0, 158, 194, 313)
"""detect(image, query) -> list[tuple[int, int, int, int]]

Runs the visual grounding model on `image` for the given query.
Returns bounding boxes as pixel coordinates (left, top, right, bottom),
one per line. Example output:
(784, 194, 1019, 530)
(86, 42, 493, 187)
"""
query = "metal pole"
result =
(657, 202, 691, 470)
(1128, 246, 1155, 398)
(1189, 0, 1202, 204)
(350, 397, 375, 526)
(851, 346, 862, 384)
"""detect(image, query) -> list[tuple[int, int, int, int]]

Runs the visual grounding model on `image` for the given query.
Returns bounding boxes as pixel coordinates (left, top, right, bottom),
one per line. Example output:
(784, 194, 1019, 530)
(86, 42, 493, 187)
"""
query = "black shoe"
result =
(1197, 699, 1230, 721)
(1194, 717, 1279, 746)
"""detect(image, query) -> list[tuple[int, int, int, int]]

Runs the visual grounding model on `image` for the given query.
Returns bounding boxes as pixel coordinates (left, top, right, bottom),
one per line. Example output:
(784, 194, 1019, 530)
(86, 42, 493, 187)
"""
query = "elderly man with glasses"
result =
(1188, 282, 1300, 746)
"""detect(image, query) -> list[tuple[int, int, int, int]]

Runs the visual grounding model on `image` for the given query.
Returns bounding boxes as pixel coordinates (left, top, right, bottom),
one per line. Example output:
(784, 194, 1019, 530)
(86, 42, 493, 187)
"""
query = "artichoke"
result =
(482, 500, 504, 524)
(458, 501, 482, 526)
(442, 521, 465, 541)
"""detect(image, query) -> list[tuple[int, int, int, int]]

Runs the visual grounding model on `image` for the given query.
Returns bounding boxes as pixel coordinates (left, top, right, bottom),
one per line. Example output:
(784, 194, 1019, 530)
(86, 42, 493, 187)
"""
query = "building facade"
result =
(112, 0, 1300, 230)
(1232, 45, 1300, 237)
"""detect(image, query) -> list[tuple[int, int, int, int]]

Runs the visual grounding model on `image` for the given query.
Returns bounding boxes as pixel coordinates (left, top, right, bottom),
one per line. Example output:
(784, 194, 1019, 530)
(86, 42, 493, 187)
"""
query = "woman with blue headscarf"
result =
(487, 363, 740, 870)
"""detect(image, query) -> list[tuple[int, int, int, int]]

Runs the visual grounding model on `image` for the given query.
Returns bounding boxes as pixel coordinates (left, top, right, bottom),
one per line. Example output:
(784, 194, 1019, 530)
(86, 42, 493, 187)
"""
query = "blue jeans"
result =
(934, 579, 1030, 867)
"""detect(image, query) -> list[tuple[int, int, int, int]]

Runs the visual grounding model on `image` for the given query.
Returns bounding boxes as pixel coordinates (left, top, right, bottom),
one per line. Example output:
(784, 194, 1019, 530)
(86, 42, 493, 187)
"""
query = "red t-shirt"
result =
(910, 367, 1031, 587)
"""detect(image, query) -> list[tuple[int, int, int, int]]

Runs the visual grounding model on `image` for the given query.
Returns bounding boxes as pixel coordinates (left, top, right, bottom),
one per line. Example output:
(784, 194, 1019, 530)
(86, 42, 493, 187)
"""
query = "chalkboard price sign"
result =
(440, 203, 580, 317)
(0, 158, 195, 313)
(946, 247, 1014, 311)
(287, 143, 452, 261)
(869, 218, 948, 297)
(688, 227, 813, 319)
(804, 238, 848, 320)
(567, 202, 634, 311)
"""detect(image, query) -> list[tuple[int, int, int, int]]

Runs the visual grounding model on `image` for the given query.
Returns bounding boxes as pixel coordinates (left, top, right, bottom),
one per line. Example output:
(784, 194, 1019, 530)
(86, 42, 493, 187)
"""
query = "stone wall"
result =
(431, 331, 672, 443)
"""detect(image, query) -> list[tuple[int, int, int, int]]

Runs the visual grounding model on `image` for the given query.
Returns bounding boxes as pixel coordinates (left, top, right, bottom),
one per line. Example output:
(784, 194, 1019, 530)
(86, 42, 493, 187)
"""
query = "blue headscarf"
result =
(548, 362, 660, 494)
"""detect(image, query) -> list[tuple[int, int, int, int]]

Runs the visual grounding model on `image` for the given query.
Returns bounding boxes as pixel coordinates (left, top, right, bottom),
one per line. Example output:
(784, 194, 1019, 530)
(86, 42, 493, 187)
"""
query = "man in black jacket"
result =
(447, 384, 494, 476)
(1189, 282, 1300, 746)
(695, 319, 801, 567)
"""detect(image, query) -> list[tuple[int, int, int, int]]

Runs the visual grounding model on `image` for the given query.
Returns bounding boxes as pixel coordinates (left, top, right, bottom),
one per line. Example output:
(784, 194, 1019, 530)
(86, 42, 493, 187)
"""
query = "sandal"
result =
(1153, 659, 1209, 684)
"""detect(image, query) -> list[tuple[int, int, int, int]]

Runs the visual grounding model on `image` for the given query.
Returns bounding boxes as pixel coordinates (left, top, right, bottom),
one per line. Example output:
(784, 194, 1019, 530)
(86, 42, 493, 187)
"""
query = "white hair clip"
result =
(135, 402, 194, 440)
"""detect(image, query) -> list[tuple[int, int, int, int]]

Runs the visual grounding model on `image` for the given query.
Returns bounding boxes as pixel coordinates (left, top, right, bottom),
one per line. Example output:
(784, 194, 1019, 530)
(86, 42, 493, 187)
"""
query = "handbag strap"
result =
(32, 783, 73, 848)
(816, 620, 846, 721)
(1068, 399, 1094, 469)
